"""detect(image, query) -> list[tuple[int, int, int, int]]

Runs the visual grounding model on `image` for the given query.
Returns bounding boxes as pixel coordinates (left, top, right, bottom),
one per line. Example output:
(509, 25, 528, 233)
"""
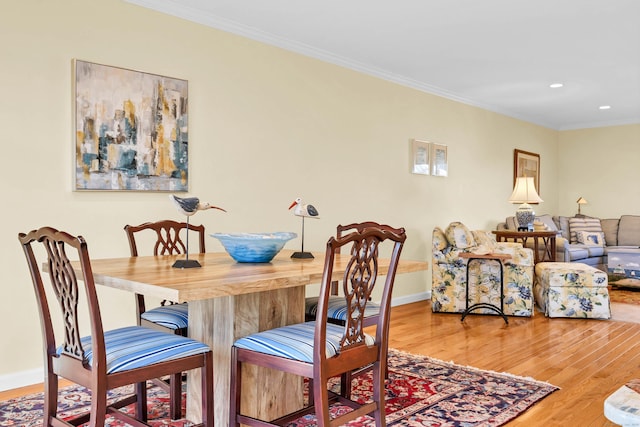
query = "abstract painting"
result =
(74, 60, 189, 191)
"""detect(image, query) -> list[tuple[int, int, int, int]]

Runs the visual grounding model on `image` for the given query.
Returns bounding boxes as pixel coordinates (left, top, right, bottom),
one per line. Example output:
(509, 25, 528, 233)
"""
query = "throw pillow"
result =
(432, 227, 448, 251)
(471, 230, 497, 250)
(445, 222, 476, 249)
(576, 230, 605, 246)
(555, 216, 571, 240)
(569, 217, 602, 244)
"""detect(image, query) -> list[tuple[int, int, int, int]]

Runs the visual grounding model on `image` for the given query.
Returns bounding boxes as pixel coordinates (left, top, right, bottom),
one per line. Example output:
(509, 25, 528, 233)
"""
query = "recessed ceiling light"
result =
(599, 105, 611, 110)
(549, 83, 564, 88)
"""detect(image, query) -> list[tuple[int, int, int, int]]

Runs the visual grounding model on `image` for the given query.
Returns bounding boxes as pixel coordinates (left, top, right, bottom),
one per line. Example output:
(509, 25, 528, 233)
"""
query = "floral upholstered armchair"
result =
(432, 222, 534, 317)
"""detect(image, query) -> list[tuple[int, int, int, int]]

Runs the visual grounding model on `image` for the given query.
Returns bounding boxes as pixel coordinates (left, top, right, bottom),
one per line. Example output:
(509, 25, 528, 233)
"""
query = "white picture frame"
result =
(410, 139, 430, 175)
(431, 143, 448, 177)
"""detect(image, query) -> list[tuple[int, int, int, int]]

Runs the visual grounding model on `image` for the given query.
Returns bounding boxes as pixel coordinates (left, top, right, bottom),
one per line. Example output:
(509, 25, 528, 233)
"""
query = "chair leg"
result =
(340, 372, 352, 399)
(312, 375, 331, 427)
(135, 381, 148, 422)
(229, 347, 241, 427)
(372, 361, 385, 427)
(43, 372, 58, 427)
(202, 351, 214, 427)
(91, 383, 109, 427)
(168, 373, 182, 419)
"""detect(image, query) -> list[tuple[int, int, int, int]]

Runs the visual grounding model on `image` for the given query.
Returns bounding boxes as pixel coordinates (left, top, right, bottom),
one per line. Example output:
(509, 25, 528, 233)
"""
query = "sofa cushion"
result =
(601, 218, 620, 246)
(618, 215, 640, 246)
(566, 245, 590, 261)
(535, 214, 558, 232)
(554, 216, 571, 240)
(576, 230, 605, 246)
(445, 222, 476, 249)
(585, 245, 605, 257)
(569, 217, 602, 243)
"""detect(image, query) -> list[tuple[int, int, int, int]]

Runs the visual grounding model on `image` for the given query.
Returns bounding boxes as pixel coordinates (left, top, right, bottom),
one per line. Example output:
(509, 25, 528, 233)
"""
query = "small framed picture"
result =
(410, 139, 430, 175)
(431, 143, 448, 177)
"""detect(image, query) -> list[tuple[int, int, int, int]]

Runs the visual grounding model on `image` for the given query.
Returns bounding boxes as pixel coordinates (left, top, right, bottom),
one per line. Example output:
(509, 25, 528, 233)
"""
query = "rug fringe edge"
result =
(388, 348, 561, 390)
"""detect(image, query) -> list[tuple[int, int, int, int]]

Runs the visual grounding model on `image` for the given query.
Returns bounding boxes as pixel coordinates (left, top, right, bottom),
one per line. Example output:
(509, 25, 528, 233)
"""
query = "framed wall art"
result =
(74, 59, 189, 191)
(410, 139, 430, 175)
(431, 143, 448, 177)
(514, 149, 540, 195)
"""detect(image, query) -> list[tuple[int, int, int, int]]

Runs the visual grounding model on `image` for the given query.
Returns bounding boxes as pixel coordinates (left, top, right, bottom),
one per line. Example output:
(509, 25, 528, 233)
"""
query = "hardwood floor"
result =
(3, 301, 639, 426)
(387, 301, 639, 426)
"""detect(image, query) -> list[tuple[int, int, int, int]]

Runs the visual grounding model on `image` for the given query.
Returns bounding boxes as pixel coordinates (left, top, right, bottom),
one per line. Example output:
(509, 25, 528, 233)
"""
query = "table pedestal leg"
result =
(187, 287, 305, 425)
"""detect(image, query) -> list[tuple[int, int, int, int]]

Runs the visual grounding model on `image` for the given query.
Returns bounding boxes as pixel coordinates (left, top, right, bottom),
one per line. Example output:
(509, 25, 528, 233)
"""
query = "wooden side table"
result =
(459, 252, 512, 324)
(492, 230, 557, 264)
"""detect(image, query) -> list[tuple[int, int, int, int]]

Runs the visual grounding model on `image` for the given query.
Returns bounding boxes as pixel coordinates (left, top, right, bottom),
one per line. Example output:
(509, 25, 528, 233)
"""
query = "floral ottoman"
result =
(534, 262, 610, 319)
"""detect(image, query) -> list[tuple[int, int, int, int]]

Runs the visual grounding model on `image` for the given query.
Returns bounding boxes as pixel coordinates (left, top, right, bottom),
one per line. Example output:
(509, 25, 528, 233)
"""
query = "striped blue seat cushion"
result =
(305, 296, 381, 321)
(233, 321, 373, 363)
(58, 326, 209, 373)
(140, 303, 189, 330)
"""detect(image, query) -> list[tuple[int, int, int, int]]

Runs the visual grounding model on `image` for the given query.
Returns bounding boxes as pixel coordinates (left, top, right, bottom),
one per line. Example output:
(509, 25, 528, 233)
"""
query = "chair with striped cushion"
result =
(304, 222, 404, 386)
(19, 226, 214, 427)
(230, 225, 406, 427)
(124, 219, 206, 418)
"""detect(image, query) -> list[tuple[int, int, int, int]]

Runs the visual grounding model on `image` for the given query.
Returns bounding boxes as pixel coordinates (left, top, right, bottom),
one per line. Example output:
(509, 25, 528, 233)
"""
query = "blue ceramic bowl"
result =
(211, 232, 297, 263)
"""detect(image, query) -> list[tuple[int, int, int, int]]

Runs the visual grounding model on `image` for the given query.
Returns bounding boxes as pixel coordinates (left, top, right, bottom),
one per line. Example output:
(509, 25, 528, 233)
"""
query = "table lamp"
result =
(509, 177, 543, 231)
(577, 197, 588, 215)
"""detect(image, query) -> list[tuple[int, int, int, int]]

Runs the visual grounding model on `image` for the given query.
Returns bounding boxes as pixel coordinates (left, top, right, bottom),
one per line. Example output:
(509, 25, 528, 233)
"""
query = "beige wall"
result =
(0, 0, 586, 388)
(558, 124, 640, 218)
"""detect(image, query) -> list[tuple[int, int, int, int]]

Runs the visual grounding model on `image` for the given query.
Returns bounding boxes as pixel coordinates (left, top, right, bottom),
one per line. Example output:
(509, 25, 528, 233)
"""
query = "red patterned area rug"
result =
(0, 350, 557, 427)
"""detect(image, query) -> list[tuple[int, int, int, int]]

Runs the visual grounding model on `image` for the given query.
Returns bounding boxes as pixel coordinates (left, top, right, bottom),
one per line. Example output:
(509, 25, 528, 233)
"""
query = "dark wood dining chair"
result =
(230, 225, 406, 427)
(124, 219, 206, 419)
(304, 222, 404, 389)
(18, 226, 214, 427)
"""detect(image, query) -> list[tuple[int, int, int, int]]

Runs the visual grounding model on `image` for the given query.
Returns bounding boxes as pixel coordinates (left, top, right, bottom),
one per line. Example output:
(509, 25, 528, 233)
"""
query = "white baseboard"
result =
(0, 291, 431, 392)
(0, 368, 43, 392)
(391, 291, 430, 307)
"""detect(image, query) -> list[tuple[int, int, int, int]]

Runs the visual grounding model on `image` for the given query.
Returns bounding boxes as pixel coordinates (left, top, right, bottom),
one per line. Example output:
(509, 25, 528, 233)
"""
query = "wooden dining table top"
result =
(81, 249, 429, 302)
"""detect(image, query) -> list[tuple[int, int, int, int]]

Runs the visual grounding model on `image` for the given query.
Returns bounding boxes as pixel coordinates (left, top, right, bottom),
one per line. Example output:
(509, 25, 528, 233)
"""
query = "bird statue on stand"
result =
(170, 195, 226, 268)
(288, 197, 319, 259)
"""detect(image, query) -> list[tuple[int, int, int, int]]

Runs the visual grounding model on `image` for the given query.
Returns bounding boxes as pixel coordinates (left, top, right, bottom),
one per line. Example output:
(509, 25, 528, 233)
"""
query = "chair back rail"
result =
(314, 226, 406, 367)
(20, 227, 107, 375)
(125, 220, 206, 314)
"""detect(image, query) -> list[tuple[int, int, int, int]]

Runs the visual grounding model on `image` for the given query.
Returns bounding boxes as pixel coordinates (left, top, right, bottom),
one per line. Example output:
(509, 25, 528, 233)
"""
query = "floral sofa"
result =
(432, 222, 534, 317)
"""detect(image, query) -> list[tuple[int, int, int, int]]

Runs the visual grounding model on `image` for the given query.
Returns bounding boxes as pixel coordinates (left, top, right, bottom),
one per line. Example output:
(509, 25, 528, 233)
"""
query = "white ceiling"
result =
(126, 0, 640, 130)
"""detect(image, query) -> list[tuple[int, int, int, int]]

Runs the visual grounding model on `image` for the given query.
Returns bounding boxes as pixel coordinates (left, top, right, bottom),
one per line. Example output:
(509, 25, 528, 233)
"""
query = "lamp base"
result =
(291, 251, 314, 259)
(172, 259, 202, 269)
(515, 203, 535, 232)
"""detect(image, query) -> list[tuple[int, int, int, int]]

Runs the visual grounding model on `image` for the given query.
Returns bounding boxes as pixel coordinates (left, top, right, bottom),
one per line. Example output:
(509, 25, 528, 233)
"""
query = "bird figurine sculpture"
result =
(288, 197, 318, 259)
(170, 195, 226, 268)
(171, 195, 226, 216)
(288, 197, 319, 218)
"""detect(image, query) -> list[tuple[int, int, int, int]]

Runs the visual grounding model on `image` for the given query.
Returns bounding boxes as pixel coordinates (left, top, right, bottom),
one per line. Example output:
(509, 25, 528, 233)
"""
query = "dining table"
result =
(77, 249, 428, 425)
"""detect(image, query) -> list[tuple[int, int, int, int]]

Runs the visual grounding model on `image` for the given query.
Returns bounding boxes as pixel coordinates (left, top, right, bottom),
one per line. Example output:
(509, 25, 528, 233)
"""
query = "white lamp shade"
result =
(509, 177, 543, 204)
